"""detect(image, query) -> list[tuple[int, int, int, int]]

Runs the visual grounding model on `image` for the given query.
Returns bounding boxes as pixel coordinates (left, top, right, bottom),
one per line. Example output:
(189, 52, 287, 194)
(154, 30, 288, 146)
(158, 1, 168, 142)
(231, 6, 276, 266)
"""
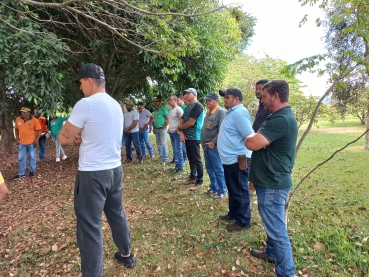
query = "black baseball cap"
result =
(219, 88, 243, 101)
(72, 63, 105, 82)
(205, 92, 219, 100)
(136, 101, 144, 106)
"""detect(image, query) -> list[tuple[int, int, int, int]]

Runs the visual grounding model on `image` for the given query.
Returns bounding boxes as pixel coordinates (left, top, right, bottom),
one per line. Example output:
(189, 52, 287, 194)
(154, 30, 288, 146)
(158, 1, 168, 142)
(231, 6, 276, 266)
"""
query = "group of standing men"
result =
(13, 62, 297, 277)
(13, 107, 68, 180)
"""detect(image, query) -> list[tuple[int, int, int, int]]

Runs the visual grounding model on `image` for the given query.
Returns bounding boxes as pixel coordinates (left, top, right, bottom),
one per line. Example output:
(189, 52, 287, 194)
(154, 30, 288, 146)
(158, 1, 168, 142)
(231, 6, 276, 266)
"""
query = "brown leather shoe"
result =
(250, 249, 276, 263)
(189, 184, 203, 191)
(226, 222, 250, 232)
(184, 179, 196, 185)
(219, 214, 234, 221)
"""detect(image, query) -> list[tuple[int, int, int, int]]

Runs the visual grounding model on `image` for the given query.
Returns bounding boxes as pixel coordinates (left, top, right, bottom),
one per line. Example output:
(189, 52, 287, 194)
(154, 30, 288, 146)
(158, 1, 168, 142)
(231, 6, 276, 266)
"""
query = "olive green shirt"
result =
(249, 106, 298, 189)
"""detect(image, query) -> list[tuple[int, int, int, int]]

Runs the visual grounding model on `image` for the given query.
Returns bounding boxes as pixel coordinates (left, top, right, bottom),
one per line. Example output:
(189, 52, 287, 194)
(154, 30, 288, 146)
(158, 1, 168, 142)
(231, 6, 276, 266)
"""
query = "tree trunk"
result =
(365, 39, 369, 149)
(365, 113, 369, 149)
(0, 114, 15, 154)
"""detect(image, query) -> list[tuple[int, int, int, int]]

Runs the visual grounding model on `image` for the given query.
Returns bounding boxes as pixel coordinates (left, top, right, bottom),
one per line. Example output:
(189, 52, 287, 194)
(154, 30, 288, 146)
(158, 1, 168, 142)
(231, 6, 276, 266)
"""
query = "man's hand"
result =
(16, 138, 20, 144)
(124, 127, 130, 134)
(153, 129, 156, 135)
(33, 141, 38, 147)
(75, 134, 82, 145)
(205, 141, 215, 149)
(180, 132, 187, 143)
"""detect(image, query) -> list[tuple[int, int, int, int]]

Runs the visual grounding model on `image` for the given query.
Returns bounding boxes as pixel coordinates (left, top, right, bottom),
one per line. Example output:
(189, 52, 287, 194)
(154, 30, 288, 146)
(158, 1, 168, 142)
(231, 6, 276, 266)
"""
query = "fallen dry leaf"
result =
(313, 241, 326, 251)
(39, 247, 50, 255)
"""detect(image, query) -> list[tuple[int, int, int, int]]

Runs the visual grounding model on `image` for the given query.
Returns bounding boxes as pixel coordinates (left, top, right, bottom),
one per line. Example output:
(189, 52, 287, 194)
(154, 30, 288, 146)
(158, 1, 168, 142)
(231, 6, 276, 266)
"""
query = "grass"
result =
(1, 117, 369, 276)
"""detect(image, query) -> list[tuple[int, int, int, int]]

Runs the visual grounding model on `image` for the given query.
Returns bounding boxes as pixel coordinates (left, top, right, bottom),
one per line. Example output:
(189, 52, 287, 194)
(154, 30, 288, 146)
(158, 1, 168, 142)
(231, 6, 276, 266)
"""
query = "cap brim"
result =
(219, 89, 229, 96)
(71, 77, 80, 83)
(205, 97, 216, 100)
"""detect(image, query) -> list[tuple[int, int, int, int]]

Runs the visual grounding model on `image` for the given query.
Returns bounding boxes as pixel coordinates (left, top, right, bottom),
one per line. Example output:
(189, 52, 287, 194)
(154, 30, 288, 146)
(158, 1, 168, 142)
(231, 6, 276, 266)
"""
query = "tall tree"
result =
(298, 0, 369, 148)
(1, 1, 255, 149)
(222, 53, 302, 118)
(0, 6, 69, 151)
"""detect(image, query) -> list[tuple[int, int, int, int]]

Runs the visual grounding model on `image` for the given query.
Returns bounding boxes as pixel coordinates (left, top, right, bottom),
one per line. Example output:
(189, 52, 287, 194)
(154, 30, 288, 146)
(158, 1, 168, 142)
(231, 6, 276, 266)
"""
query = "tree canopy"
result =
(0, 0, 256, 150)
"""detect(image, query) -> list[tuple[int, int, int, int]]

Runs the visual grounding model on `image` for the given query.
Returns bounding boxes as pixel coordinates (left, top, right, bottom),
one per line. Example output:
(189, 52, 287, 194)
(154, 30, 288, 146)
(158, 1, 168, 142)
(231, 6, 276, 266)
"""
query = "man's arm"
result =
(162, 115, 169, 130)
(127, 120, 138, 132)
(34, 130, 41, 146)
(142, 114, 154, 130)
(179, 117, 196, 130)
(245, 133, 270, 151)
(60, 121, 83, 146)
(0, 173, 8, 203)
(15, 129, 20, 143)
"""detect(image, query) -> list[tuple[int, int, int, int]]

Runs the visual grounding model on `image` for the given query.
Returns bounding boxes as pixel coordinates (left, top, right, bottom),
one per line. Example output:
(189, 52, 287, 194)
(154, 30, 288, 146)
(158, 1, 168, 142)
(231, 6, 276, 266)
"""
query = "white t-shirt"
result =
(123, 110, 139, 133)
(168, 106, 183, 132)
(68, 92, 123, 171)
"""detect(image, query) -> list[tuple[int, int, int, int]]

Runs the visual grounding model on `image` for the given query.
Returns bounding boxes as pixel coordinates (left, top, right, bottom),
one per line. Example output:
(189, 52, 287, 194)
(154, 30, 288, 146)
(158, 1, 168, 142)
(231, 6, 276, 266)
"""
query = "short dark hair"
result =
(256, 79, 269, 86)
(169, 95, 178, 101)
(85, 78, 106, 88)
(176, 94, 184, 100)
(262, 80, 289, 102)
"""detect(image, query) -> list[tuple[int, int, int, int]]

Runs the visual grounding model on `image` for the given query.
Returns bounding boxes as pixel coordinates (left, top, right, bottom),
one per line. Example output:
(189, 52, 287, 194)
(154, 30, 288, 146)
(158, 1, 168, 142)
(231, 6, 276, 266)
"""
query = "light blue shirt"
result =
(217, 104, 254, 165)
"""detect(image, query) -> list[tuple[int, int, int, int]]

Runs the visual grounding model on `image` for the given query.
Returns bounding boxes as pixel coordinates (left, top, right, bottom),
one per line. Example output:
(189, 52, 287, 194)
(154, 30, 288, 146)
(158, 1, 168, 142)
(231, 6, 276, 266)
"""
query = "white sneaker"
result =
(61, 155, 67, 160)
(56, 157, 60, 162)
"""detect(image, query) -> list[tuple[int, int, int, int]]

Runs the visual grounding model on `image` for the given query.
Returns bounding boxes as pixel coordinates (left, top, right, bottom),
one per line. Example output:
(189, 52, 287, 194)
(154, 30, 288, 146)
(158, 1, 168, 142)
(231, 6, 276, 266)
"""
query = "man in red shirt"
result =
(14, 107, 41, 179)
(33, 108, 48, 161)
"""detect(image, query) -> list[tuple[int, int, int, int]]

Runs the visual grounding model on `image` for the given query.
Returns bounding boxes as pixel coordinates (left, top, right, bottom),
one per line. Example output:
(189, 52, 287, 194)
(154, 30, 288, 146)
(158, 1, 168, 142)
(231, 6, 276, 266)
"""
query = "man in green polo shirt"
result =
(153, 97, 169, 162)
(245, 80, 297, 277)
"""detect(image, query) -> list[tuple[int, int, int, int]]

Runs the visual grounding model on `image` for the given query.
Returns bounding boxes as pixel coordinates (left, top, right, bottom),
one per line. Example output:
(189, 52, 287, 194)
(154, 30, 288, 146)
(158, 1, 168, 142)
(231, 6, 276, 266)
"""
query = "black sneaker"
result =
(114, 252, 136, 268)
(124, 159, 132, 163)
(29, 171, 35, 177)
(138, 158, 143, 164)
(169, 159, 175, 164)
(14, 174, 26, 180)
(174, 168, 184, 174)
(171, 166, 178, 172)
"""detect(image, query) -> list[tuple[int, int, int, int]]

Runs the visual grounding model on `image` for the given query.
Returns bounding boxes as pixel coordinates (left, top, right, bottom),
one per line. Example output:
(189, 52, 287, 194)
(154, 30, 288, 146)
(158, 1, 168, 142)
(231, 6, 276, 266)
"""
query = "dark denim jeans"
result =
(18, 143, 36, 175)
(254, 184, 295, 277)
(139, 129, 154, 157)
(203, 147, 226, 195)
(169, 132, 184, 169)
(223, 158, 251, 227)
(124, 131, 142, 160)
(182, 141, 187, 162)
(38, 135, 46, 161)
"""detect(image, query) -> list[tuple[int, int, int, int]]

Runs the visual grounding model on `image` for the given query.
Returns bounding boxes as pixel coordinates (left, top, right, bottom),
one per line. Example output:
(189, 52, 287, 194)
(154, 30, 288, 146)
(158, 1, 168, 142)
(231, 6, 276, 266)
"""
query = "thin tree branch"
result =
(289, 127, 369, 205)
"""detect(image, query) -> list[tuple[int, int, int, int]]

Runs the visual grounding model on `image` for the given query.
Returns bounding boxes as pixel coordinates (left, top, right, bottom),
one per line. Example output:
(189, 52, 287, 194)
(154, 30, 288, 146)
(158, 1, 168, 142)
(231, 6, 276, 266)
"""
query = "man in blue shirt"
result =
(217, 88, 254, 232)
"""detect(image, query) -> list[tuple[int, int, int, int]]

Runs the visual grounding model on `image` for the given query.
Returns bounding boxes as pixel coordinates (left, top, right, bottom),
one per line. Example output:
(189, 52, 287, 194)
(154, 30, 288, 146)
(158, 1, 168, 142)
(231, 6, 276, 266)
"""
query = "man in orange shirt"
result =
(14, 107, 41, 179)
(33, 108, 48, 161)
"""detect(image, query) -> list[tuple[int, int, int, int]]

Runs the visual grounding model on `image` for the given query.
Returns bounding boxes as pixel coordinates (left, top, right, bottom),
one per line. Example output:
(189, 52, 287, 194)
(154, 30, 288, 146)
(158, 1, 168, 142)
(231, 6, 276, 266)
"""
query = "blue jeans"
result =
(223, 158, 251, 227)
(38, 135, 46, 161)
(139, 129, 154, 157)
(51, 135, 66, 158)
(204, 147, 226, 195)
(169, 132, 184, 169)
(255, 184, 295, 277)
(154, 128, 168, 162)
(182, 141, 187, 162)
(18, 144, 36, 175)
(124, 131, 142, 160)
